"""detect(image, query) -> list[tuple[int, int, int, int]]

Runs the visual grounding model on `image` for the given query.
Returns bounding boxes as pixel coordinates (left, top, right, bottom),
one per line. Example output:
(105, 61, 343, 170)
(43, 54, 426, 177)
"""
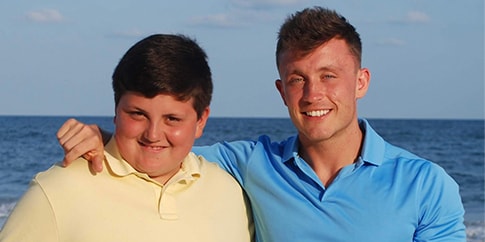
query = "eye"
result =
(166, 116, 182, 123)
(323, 74, 336, 80)
(127, 111, 146, 120)
(289, 76, 304, 84)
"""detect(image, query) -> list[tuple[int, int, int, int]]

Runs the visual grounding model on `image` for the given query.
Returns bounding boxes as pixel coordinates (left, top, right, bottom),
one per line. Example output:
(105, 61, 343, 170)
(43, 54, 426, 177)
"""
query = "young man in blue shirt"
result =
(56, 6, 465, 242)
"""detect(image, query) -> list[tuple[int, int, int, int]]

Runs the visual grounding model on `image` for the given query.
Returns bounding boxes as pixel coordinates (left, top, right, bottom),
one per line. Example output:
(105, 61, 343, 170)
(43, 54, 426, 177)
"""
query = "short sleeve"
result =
(414, 163, 466, 241)
(0, 179, 58, 242)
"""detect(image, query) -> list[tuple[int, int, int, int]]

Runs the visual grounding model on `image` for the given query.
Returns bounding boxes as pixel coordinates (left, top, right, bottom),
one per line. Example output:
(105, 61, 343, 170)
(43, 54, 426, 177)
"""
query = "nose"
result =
(303, 79, 324, 103)
(144, 121, 163, 143)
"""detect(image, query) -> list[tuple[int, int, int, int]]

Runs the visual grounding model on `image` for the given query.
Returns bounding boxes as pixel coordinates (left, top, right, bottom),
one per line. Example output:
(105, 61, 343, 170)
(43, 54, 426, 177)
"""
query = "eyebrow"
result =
(286, 64, 341, 77)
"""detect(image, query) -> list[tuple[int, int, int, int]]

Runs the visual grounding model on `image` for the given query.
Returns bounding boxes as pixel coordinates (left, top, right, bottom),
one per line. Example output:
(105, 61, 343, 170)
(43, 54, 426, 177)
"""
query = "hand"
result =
(56, 118, 105, 173)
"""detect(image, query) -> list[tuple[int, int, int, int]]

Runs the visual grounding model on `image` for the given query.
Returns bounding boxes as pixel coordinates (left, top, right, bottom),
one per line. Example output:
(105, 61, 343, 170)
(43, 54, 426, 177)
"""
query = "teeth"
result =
(140, 142, 163, 150)
(306, 110, 329, 117)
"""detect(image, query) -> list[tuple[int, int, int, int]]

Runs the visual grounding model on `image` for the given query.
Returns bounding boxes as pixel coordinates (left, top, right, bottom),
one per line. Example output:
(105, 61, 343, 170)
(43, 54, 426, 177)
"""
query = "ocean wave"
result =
(466, 220, 485, 242)
(0, 202, 15, 218)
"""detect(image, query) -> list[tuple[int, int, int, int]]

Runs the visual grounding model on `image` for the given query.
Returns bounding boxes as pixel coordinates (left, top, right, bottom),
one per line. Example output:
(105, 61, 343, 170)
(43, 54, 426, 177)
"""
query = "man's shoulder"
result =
(381, 143, 453, 183)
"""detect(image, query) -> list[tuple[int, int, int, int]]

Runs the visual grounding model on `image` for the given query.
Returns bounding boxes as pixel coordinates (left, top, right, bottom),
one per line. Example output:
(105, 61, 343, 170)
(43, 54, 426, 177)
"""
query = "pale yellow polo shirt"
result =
(0, 138, 253, 242)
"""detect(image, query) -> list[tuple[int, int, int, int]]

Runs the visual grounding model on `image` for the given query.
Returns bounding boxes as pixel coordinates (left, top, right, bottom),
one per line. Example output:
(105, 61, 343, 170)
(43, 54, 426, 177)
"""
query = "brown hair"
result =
(276, 6, 362, 67)
(112, 34, 212, 119)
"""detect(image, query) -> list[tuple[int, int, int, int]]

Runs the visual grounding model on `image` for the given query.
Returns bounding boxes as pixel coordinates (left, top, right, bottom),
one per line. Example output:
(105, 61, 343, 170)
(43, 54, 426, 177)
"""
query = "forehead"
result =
(119, 91, 194, 108)
(277, 39, 358, 74)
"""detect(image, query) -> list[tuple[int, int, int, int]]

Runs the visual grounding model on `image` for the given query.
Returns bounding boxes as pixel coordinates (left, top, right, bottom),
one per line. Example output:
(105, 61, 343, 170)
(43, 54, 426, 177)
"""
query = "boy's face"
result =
(114, 91, 209, 184)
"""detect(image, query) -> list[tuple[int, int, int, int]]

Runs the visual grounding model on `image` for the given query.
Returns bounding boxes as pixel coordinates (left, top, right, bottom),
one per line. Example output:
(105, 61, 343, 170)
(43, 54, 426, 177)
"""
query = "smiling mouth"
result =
(304, 110, 330, 117)
(139, 141, 164, 151)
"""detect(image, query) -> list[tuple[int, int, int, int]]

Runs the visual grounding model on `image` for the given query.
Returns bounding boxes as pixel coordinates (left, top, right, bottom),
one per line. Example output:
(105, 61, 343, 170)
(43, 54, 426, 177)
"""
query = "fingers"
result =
(57, 118, 84, 148)
(57, 119, 105, 172)
(82, 150, 105, 173)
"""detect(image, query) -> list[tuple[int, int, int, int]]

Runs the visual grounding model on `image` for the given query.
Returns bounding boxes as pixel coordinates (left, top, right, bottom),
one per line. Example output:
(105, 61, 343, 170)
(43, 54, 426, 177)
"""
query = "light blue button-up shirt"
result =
(193, 119, 466, 242)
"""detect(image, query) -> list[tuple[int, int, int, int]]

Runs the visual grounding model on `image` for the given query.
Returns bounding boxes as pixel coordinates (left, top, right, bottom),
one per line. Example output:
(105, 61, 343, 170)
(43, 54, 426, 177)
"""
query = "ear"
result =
(275, 79, 288, 106)
(356, 68, 370, 99)
(113, 106, 118, 125)
(195, 107, 210, 139)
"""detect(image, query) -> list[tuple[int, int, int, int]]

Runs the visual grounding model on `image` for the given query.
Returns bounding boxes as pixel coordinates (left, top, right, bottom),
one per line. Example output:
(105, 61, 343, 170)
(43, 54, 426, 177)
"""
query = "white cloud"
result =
(189, 13, 249, 28)
(109, 29, 146, 38)
(388, 10, 431, 25)
(405, 11, 430, 23)
(188, 0, 297, 29)
(376, 38, 406, 46)
(232, 0, 307, 8)
(25, 9, 64, 23)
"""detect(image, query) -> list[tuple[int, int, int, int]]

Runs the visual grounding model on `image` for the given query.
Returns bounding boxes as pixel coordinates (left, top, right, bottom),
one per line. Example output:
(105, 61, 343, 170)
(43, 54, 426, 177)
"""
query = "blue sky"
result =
(0, 0, 483, 119)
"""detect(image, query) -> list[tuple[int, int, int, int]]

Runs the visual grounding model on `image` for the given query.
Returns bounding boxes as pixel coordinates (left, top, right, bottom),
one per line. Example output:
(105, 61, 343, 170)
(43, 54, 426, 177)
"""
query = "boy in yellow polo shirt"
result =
(0, 34, 253, 242)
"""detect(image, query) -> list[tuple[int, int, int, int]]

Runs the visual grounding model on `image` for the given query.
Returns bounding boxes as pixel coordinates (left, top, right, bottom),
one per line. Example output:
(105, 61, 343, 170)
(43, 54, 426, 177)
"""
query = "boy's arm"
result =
(56, 118, 111, 172)
(0, 181, 58, 241)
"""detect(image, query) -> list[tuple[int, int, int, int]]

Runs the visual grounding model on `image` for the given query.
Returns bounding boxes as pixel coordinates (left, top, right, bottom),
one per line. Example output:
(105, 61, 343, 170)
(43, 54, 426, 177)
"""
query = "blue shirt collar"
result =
(358, 119, 385, 166)
(282, 118, 385, 166)
(282, 135, 299, 162)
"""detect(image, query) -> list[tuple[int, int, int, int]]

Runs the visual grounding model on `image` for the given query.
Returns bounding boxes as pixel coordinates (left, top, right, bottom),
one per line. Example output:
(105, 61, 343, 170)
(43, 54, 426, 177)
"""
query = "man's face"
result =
(275, 38, 369, 146)
(114, 91, 209, 184)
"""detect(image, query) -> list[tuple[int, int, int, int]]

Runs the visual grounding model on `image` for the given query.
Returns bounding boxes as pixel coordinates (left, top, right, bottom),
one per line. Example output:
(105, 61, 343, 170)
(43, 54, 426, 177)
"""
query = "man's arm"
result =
(56, 118, 111, 172)
(414, 164, 466, 241)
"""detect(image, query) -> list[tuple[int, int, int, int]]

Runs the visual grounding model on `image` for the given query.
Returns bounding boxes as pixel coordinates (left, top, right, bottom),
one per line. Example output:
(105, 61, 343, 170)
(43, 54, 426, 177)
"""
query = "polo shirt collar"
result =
(281, 135, 299, 162)
(280, 119, 385, 166)
(104, 137, 201, 184)
(358, 118, 385, 166)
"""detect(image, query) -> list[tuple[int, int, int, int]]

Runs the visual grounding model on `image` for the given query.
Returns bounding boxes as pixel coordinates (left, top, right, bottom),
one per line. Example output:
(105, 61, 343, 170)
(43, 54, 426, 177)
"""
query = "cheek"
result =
(115, 117, 143, 138)
(333, 82, 355, 100)
(333, 87, 359, 111)
(170, 128, 183, 140)
(167, 125, 197, 145)
(284, 88, 302, 105)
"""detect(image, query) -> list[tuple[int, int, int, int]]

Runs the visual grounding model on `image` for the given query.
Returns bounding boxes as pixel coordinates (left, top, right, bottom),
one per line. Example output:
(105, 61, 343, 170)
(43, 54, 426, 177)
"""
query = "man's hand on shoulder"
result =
(56, 118, 105, 173)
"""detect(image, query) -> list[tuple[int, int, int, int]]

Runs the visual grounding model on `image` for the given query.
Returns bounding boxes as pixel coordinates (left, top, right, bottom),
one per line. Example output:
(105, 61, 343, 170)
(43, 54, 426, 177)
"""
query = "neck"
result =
(299, 121, 364, 187)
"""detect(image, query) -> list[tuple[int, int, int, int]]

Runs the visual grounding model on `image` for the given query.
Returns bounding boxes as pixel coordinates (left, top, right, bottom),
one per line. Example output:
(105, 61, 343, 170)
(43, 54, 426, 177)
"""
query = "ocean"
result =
(0, 116, 483, 241)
